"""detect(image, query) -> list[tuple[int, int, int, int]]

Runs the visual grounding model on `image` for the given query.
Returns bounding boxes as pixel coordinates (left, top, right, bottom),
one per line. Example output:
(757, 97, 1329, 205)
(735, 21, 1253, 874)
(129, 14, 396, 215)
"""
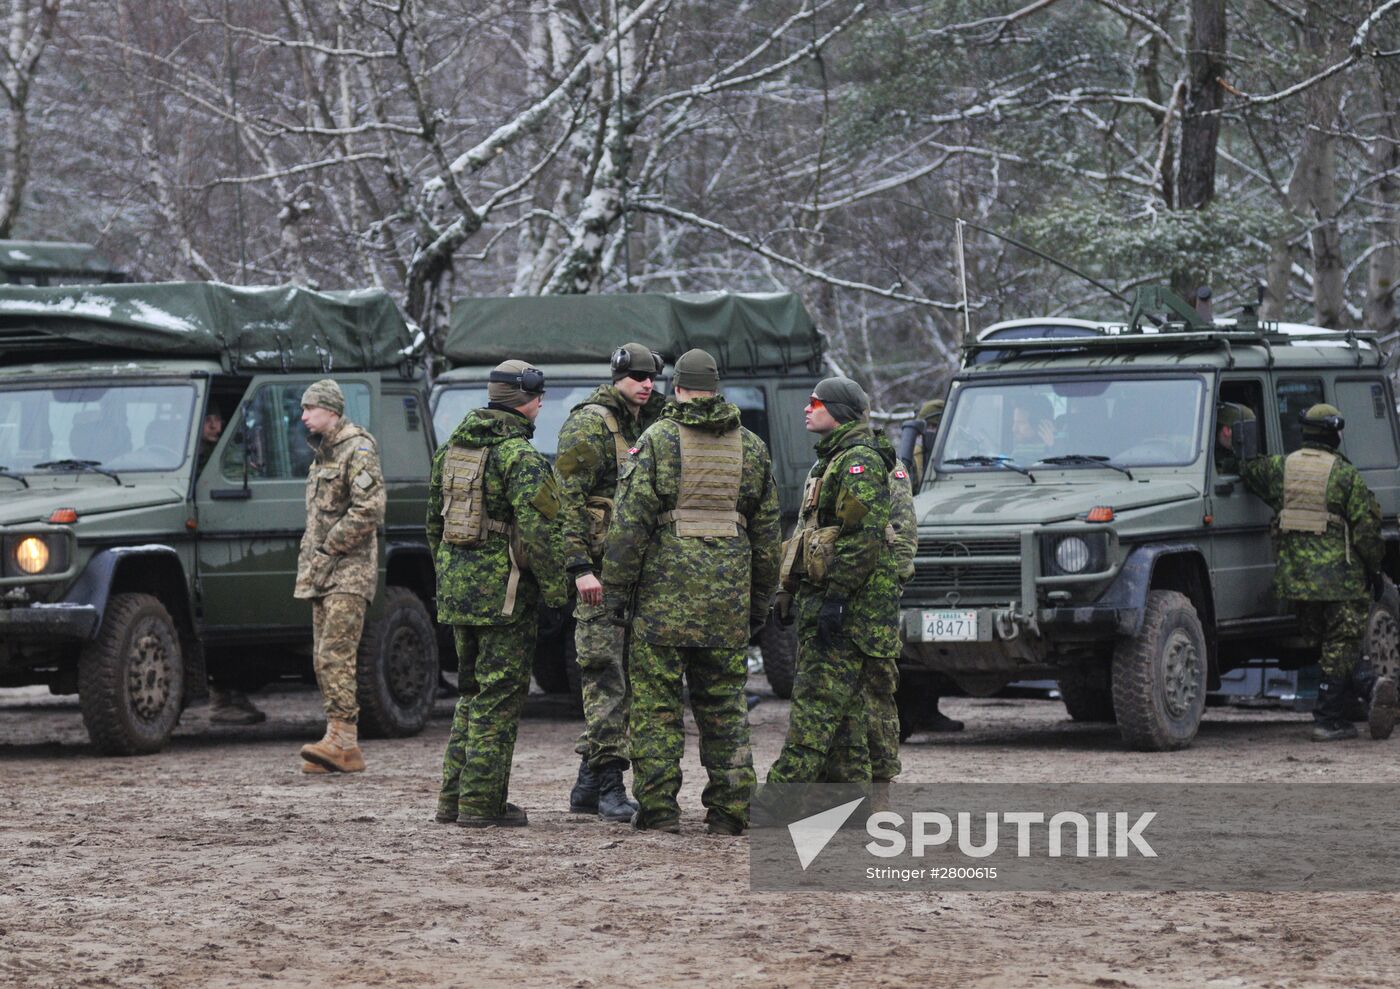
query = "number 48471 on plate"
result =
(921, 609, 978, 642)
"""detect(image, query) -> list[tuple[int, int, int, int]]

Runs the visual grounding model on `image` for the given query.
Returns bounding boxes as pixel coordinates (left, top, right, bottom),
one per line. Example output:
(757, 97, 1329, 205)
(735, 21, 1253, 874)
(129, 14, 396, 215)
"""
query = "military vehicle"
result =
(0, 240, 126, 285)
(0, 283, 440, 754)
(898, 286, 1400, 750)
(430, 292, 824, 698)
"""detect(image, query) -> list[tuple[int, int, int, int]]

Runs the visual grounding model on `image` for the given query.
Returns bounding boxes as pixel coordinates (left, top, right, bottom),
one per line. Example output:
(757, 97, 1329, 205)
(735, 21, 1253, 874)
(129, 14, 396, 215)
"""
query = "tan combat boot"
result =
(301, 761, 329, 774)
(299, 718, 366, 773)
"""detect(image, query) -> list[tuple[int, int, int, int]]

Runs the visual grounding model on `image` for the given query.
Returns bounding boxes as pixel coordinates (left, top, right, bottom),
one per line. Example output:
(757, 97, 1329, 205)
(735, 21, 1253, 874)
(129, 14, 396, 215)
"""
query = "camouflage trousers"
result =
(438, 618, 538, 819)
(865, 652, 901, 783)
(573, 599, 630, 768)
(1295, 598, 1368, 679)
(628, 639, 755, 831)
(311, 593, 366, 723)
(766, 624, 873, 786)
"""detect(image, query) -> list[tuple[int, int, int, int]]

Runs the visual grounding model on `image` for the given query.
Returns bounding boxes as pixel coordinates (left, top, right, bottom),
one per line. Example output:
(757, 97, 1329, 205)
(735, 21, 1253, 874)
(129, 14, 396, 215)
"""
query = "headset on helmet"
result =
(1299, 407, 1345, 432)
(610, 347, 665, 376)
(488, 366, 547, 394)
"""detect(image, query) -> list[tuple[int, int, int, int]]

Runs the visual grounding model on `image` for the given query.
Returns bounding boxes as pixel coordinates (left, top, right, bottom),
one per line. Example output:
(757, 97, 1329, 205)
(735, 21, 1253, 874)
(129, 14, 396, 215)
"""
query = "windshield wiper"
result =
(0, 465, 28, 488)
(1036, 454, 1134, 481)
(944, 455, 1036, 482)
(33, 459, 122, 485)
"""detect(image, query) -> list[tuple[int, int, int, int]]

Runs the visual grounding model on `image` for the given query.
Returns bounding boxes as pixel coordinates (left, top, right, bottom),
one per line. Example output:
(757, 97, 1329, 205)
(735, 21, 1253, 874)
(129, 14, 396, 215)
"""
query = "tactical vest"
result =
(657, 425, 747, 538)
(441, 444, 529, 615)
(779, 449, 904, 592)
(581, 403, 631, 558)
(1278, 446, 1350, 561)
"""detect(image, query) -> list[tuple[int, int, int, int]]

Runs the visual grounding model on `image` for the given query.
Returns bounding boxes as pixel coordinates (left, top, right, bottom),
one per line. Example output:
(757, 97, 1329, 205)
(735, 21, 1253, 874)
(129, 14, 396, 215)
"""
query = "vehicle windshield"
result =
(937, 376, 1205, 474)
(432, 384, 602, 457)
(0, 383, 198, 472)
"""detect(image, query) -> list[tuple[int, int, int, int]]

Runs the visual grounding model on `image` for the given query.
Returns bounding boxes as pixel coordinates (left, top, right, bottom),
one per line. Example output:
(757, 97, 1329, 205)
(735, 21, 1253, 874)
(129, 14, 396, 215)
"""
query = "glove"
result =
(774, 592, 794, 627)
(1367, 571, 1385, 603)
(817, 596, 846, 647)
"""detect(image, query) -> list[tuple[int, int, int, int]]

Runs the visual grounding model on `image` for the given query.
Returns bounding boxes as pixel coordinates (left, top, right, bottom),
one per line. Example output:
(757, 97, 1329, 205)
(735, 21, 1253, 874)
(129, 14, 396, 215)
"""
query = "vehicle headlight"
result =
(1054, 536, 1091, 574)
(14, 536, 50, 574)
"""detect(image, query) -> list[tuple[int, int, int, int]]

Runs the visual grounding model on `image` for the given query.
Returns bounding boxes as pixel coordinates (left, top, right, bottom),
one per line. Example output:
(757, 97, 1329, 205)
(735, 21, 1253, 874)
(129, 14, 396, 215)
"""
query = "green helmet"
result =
(1300, 403, 1345, 432)
(1217, 403, 1256, 428)
(918, 399, 944, 425)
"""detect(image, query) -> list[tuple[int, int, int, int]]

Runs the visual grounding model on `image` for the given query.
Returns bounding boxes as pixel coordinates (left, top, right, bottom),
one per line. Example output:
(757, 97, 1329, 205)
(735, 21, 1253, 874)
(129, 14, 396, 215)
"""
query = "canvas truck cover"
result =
(0, 282, 419, 371)
(445, 292, 822, 372)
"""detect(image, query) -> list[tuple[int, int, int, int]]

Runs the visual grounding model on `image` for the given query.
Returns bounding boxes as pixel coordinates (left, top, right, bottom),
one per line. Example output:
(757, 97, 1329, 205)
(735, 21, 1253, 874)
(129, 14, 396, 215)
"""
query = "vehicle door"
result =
(1206, 375, 1277, 621)
(193, 374, 379, 631)
(1332, 374, 1400, 529)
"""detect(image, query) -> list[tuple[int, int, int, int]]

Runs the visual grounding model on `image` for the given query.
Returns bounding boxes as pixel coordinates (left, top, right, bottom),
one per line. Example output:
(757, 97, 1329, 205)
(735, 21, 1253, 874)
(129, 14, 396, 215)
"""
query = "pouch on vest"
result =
(659, 425, 746, 538)
(778, 531, 805, 593)
(585, 495, 614, 558)
(801, 525, 841, 587)
(441, 446, 491, 545)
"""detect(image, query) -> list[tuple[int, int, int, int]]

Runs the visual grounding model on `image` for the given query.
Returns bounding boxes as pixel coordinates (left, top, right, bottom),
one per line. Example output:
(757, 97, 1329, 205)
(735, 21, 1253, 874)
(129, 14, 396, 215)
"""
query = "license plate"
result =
(922, 609, 978, 642)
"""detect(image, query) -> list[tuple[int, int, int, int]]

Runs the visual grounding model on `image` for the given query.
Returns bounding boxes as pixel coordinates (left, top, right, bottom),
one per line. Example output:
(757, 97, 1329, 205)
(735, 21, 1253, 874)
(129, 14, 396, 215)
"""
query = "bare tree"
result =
(0, 0, 60, 236)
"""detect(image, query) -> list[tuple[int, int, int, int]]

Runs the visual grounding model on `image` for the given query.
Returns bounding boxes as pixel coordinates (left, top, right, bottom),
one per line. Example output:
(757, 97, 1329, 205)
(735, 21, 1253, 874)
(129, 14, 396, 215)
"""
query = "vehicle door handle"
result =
(1214, 481, 1235, 496)
(210, 487, 253, 501)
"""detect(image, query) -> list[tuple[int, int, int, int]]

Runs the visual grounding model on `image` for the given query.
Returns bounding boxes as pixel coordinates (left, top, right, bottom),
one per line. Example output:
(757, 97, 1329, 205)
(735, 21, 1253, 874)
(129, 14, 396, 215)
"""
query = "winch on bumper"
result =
(899, 527, 1134, 678)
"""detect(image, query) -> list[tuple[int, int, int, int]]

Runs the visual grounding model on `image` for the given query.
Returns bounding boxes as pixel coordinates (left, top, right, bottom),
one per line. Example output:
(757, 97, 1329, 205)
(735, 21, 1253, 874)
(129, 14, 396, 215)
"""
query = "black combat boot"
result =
(569, 756, 599, 813)
(928, 698, 964, 733)
(1312, 678, 1360, 742)
(597, 759, 640, 822)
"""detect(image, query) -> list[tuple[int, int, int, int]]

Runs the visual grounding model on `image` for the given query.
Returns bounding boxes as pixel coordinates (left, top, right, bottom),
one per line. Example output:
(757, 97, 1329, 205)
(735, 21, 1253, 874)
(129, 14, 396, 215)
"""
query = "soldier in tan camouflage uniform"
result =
(293, 379, 386, 773)
(554, 342, 667, 821)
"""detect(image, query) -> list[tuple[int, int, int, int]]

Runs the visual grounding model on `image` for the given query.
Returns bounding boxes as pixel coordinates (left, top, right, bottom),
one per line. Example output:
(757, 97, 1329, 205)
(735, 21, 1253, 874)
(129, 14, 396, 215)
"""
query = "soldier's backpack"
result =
(441, 445, 509, 546)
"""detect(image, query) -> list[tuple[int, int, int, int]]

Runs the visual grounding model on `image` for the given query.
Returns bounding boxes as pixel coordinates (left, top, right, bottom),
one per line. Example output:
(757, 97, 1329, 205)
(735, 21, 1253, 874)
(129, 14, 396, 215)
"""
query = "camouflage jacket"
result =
(875, 432, 918, 584)
(796, 420, 902, 657)
(554, 385, 666, 575)
(427, 408, 568, 625)
(602, 395, 781, 648)
(1240, 442, 1383, 601)
(294, 419, 386, 601)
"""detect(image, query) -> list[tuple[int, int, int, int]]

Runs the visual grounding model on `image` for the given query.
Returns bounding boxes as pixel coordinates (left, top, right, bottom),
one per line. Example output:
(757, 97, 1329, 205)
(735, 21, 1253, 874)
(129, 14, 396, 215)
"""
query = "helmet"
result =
(1217, 403, 1256, 428)
(1300, 403, 1344, 432)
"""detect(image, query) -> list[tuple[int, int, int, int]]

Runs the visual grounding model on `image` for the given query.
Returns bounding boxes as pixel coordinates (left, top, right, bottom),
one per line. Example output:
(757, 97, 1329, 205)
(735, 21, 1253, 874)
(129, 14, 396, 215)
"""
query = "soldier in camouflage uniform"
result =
(1240, 403, 1394, 742)
(429, 361, 568, 827)
(896, 396, 963, 734)
(870, 427, 917, 798)
(603, 349, 781, 835)
(294, 379, 386, 774)
(767, 377, 903, 785)
(554, 342, 667, 821)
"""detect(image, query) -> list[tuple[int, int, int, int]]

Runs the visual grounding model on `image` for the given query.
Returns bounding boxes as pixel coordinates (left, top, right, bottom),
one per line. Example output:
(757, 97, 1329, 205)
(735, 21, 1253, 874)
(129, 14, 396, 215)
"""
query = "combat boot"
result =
(596, 760, 639, 823)
(457, 802, 529, 828)
(1311, 679, 1359, 742)
(928, 699, 964, 733)
(209, 687, 267, 726)
(631, 811, 680, 834)
(569, 756, 600, 813)
(1369, 676, 1398, 741)
(299, 718, 367, 772)
(300, 760, 328, 774)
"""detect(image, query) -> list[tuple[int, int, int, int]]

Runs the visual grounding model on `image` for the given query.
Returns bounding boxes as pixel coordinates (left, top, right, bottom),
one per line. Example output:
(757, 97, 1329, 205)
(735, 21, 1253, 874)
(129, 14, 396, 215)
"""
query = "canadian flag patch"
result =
(894, 469, 907, 479)
(628, 447, 640, 455)
(849, 464, 865, 474)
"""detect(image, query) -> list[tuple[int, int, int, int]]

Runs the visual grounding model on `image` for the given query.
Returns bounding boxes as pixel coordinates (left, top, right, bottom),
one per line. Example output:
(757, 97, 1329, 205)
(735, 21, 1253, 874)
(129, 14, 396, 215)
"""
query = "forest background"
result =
(1, 0, 1397, 411)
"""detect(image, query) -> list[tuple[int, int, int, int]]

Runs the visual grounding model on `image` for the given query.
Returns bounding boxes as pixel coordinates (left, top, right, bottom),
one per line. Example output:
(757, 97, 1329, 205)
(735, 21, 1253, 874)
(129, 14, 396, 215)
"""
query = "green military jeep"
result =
(429, 292, 823, 698)
(0, 283, 441, 755)
(899, 288, 1400, 750)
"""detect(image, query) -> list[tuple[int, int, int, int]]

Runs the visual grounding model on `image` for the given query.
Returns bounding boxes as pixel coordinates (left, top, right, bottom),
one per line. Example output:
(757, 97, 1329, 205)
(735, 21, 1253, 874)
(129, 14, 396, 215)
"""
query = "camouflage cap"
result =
(1217, 403, 1256, 427)
(918, 399, 945, 424)
(674, 349, 720, 391)
(300, 378, 345, 416)
(813, 376, 870, 425)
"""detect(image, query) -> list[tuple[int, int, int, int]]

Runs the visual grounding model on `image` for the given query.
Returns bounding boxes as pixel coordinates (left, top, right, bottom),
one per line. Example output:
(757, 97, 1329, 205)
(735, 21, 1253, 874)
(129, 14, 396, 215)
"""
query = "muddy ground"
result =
(3, 682, 1399, 989)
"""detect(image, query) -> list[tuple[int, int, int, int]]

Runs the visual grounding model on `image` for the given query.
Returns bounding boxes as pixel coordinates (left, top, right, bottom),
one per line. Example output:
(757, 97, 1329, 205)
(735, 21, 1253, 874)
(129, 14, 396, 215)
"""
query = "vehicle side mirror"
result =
(1231, 418, 1259, 461)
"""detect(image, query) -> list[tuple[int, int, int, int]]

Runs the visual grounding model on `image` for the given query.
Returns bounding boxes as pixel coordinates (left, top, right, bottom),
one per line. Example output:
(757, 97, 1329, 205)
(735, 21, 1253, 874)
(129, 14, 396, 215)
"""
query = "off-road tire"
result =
(759, 614, 797, 699)
(356, 587, 438, 738)
(78, 593, 184, 756)
(1364, 578, 1400, 682)
(1057, 667, 1117, 723)
(1111, 590, 1207, 751)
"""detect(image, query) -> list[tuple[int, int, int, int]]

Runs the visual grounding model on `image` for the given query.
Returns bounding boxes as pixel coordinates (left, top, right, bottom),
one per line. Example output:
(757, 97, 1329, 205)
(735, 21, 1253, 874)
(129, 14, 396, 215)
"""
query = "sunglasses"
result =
(808, 397, 825, 410)
(626, 371, 656, 383)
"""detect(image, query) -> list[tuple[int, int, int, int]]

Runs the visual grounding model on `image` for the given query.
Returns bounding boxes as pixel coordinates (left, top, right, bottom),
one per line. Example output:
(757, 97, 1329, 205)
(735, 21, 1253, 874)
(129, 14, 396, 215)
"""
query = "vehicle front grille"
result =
(907, 536, 1021, 601)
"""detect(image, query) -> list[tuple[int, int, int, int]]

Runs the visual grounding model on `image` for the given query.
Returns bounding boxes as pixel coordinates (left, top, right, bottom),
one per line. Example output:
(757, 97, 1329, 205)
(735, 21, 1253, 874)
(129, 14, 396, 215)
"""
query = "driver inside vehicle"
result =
(1011, 394, 1056, 457)
(1214, 402, 1255, 475)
